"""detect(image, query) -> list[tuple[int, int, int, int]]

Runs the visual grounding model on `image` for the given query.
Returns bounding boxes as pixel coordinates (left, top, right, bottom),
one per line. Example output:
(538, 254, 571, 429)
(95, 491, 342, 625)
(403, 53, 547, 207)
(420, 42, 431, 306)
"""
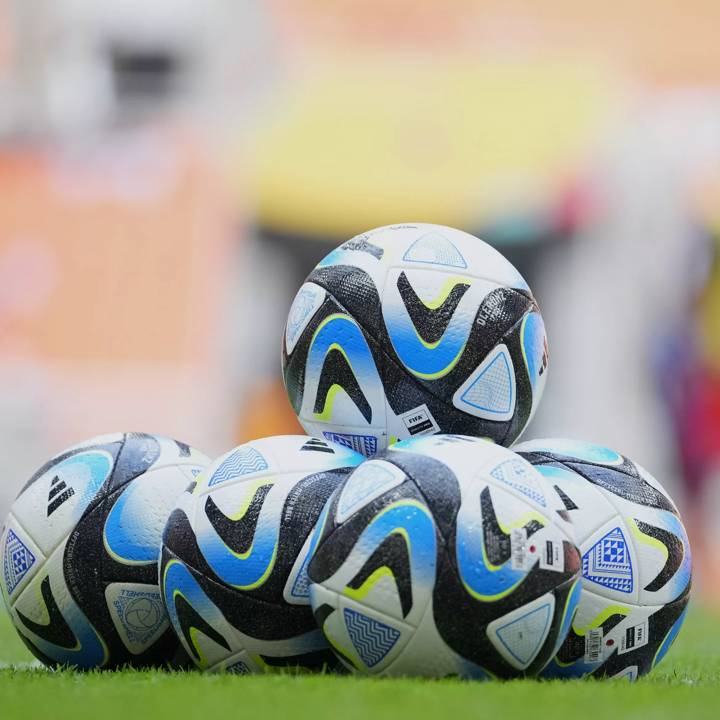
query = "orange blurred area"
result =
(0, 134, 228, 364)
(0, 126, 237, 461)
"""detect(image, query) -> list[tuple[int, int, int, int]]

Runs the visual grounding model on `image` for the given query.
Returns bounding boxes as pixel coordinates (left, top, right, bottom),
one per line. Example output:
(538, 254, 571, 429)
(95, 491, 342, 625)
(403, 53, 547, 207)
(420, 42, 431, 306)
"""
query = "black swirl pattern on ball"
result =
(634, 520, 686, 593)
(163, 513, 316, 642)
(56, 434, 191, 669)
(309, 479, 427, 586)
(594, 585, 690, 679)
(346, 533, 413, 618)
(518, 452, 676, 514)
(16, 576, 77, 650)
(310, 449, 582, 678)
(162, 469, 349, 651)
(293, 264, 538, 445)
(314, 347, 372, 423)
(205, 485, 272, 556)
(174, 592, 230, 661)
(396, 271, 470, 345)
(555, 611, 627, 665)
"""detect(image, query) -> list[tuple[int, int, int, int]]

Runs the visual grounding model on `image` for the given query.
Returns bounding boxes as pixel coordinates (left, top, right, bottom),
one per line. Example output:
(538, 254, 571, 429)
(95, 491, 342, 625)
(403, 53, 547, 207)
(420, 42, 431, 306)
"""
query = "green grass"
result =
(1, 606, 718, 720)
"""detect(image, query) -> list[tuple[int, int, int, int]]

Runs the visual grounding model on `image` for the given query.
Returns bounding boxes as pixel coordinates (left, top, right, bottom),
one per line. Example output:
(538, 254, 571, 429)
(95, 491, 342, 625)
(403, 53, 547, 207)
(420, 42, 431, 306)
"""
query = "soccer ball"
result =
(514, 438, 692, 680)
(160, 435, 364, 673)
(307, 434, 581, 678)
(0, 432, 209, 669)
(282, 223, 548, 457)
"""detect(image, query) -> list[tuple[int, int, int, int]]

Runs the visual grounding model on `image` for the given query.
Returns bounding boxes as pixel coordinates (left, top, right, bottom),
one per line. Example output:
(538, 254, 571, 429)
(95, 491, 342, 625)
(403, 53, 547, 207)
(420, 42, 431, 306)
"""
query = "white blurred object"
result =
(5, 0, 275, 139)
(531, 92, 720, 507)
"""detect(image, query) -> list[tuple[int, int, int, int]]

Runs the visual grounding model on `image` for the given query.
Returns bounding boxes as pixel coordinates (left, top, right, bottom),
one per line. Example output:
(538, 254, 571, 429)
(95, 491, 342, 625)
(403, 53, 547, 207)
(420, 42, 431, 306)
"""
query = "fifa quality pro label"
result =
(538, 539, 564, 572)
(618, 620, 649, 655)
(400, 404, 440, 437)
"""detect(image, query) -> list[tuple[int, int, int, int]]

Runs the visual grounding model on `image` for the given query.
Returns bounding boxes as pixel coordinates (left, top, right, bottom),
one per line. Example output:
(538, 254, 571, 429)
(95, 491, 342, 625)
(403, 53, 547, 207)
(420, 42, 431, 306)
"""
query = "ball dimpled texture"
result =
(307, 434, 581, 678)
(0, 432, 209, 669)
(515, 438, 692, 680)
(282, 223, 549, 457)
(160, 435, 364, 673)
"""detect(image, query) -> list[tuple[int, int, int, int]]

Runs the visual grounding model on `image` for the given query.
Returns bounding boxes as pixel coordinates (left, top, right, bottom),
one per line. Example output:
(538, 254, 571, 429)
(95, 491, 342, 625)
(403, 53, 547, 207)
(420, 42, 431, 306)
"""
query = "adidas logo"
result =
(301, 438, 335, 454)
(47, 474, 75, 516)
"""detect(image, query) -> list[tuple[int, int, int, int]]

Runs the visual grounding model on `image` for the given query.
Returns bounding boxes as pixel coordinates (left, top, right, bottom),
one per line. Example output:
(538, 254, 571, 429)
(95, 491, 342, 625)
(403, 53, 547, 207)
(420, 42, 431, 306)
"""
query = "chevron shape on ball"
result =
(314, 347, 372, 423)
(396, 271, 470, 345)
(343, 608, 401, 668)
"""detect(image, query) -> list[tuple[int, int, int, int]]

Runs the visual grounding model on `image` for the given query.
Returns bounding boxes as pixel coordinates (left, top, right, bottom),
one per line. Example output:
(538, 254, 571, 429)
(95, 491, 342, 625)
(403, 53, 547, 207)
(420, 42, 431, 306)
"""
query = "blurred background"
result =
(1, 0, 719, 599)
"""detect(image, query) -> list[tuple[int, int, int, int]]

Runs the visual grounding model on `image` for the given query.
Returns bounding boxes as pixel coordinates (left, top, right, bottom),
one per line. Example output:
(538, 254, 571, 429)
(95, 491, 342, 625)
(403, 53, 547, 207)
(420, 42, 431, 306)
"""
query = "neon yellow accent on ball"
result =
(463, 512, 547, 601)
(188, 625, 212, 670)
(322, 617, 362, 671)
(227, 477, 276, 522)
(372, 499, 431, 523)
(406, 345, 466, 380)
(415, 276, 470, 310)
(192, 469, 210, 494)
(309, 313, 355, 344)
(399, 278, 473, 379)
(211, 480, 280, 590)
(630, 518, 669, 564)
(560, 578, 581, 623)
(342, 527, 411, 602)
(248, 654, 272, 673)
(497, 511, 547, 536)
(102, 534, 151, 568)
(550, 577, 582, 663)
(314, 384, 345, 422)
(343, 566, 396, 603)
(163, 559, 218, 672)
(310, 338, 363, 421)
(232, 544, 278, 591)
(520, 313, 532, 377)
(32, 577, 51, 625)
(572, 604, 630, 637)
(462, 572, 525, 602)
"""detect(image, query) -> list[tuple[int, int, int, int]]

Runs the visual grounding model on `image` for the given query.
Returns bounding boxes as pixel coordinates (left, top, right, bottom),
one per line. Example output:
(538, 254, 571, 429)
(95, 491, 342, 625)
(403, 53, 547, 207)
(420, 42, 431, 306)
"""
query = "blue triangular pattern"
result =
(460, 349, 513, 413)
(582, 526, 633, 593)
(402, 232, 467, 268)
(343, 608, 401, 668)
(290, 549, 312, 599)
(490, 460, 546, 506)
(208, 446, 268, 487)
(495, 603, 552, 665)
(3, 529, 36, 595)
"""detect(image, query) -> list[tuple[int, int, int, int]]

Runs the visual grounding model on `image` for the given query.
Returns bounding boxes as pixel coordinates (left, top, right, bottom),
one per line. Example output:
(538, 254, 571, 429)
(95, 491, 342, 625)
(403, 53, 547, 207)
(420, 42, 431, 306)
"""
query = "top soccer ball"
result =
(282, 223, 548, 457)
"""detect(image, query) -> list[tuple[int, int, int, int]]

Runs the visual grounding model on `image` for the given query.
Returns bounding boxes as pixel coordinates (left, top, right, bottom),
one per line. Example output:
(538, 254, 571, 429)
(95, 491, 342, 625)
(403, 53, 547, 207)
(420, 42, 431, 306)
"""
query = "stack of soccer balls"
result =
(1, 224, 691, 681)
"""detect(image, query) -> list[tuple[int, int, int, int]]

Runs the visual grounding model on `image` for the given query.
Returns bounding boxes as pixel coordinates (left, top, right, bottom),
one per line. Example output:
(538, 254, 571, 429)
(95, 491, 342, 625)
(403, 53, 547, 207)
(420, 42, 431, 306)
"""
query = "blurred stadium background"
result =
(1, 0, 719, 600)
